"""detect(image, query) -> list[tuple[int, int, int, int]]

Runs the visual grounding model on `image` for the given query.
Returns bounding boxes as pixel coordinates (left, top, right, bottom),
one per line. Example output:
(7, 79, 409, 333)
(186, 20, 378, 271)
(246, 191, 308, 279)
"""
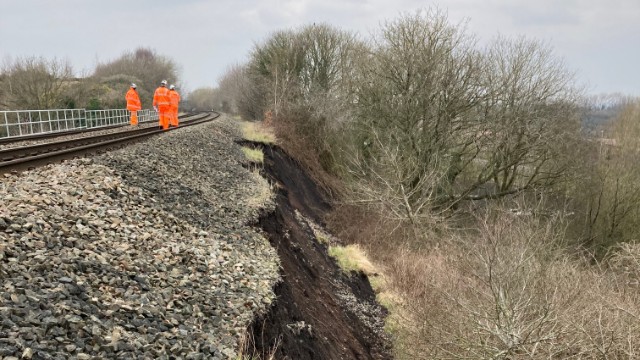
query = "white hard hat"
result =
(169, 85, 175, 90)
(131, 83, 137, 88)
(161, 80, 168, 85)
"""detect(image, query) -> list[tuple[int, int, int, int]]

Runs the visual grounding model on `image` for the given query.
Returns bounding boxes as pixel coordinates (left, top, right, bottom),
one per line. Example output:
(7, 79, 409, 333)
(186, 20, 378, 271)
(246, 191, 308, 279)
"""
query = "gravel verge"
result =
(0, 114, 279, 359)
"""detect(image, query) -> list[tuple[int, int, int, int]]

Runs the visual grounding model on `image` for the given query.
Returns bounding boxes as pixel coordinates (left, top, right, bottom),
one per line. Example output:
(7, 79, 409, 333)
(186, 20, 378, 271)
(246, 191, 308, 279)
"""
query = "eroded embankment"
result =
(243, 143, 392, 360)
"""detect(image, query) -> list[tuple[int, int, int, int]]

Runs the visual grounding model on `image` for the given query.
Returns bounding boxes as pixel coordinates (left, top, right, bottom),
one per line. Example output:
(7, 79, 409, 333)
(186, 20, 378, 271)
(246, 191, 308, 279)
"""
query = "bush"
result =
(381, 209, 640, 359)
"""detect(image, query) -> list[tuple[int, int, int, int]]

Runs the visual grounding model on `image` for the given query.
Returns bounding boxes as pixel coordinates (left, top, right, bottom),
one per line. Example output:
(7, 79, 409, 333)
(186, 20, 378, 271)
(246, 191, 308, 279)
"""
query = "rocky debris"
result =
(96, 118, 274, 230)
(0, 115, 279, 359)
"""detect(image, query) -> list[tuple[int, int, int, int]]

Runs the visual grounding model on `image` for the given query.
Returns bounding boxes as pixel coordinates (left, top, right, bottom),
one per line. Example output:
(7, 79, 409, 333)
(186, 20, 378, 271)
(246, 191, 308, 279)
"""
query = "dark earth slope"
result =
(245, 144, 391, 360)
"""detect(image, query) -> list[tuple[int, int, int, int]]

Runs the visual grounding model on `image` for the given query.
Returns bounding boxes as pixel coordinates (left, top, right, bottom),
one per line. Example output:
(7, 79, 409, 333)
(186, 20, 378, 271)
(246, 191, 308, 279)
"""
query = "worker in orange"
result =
(168, 85, 181, 127)
(125, 83, 141, 126)
(153, 79, 171, 130)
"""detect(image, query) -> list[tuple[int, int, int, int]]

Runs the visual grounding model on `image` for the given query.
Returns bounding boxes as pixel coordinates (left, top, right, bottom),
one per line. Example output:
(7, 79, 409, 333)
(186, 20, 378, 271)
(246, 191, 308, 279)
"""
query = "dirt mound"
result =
(245, 145, 391, 359)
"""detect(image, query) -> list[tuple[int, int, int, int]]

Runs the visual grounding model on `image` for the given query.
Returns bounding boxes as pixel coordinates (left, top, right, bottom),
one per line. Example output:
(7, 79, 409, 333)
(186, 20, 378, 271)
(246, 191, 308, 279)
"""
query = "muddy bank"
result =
(243, 143, 391, 359)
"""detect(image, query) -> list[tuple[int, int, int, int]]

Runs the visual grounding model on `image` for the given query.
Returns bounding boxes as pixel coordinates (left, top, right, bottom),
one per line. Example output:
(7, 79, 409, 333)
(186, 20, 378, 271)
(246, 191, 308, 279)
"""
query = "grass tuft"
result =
(329, 244, 378, 276)
(241, 146, 264, 163)
(240, 121, 276, 145)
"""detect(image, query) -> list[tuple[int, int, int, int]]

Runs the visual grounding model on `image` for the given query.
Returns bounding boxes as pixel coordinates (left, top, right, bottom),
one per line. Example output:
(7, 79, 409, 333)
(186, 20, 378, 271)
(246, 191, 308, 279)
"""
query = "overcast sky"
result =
(1, 0, 638, 96)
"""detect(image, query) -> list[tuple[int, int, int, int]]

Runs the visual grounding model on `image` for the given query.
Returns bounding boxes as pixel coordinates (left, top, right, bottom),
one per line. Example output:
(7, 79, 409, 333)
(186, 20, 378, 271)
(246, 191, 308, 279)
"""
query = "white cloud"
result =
(0, 0, 638, 95)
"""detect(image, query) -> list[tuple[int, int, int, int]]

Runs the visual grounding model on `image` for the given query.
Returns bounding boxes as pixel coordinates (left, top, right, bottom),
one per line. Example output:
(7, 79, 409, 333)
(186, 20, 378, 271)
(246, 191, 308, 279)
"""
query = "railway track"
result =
(0, 112, 201, 145)
(0, 112, 219, 174)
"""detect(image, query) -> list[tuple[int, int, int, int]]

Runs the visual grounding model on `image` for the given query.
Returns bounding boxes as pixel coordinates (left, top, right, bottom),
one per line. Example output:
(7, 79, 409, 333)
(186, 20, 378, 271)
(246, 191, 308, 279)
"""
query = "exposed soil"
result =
(243, 143, 392, 359)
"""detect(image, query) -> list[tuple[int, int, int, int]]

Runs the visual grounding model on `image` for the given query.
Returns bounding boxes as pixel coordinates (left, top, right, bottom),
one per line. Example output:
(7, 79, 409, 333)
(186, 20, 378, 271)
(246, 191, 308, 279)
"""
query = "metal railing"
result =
(0, 109, 84, 138)
(85, 109, 130, 128)
(0, 108, 159, 139)
(137, 109, 159, 124)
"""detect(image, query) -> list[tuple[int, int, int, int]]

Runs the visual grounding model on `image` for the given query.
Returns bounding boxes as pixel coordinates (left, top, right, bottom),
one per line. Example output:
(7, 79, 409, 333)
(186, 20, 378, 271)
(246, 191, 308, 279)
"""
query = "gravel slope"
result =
(0, 115, 279, 360)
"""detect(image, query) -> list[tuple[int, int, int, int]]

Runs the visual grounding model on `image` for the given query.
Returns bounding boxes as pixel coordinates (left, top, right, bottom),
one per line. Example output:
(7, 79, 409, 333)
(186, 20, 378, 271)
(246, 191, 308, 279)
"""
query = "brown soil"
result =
(243, 143, 392, 359)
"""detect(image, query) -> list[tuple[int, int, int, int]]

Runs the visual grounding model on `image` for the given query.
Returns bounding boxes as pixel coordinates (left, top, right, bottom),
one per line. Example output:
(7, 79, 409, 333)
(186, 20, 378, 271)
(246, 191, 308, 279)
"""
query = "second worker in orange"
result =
(153, 80, 171, 130)
(168, 84, 181, 127)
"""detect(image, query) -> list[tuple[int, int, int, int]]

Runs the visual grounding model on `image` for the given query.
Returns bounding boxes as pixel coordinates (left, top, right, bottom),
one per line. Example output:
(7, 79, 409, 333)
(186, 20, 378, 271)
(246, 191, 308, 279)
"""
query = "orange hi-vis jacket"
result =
(153, 86, 171, 110)
(169, 90, 181, 111)
(125, 88, 141, 111)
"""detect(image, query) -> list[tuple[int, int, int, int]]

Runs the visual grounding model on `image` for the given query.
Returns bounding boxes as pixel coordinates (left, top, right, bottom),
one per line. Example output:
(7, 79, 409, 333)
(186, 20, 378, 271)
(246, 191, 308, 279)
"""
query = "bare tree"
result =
(345, 125, 447, 238)
(2, 56, 73, 109)
(217, 64, 256, 115)
(247, 24, 362, 119)
(347, 9, 484, 215)
(473, 37, 581, 200)
(249, 29, 301, 113)
(92, 47, 180, 108)
(347, 9, 581, 225)
(297, 23, 362, 100)
(224, 63, 269, 121)
(244, 24, 364, 183)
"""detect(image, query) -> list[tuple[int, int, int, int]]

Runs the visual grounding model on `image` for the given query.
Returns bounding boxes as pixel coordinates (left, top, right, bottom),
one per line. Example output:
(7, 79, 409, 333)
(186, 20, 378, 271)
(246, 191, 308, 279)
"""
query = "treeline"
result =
(218, 10, 640, 257)
(0, 48, 179, 111)
(221, 9, 591, 244)
(218, 9, 640, 358)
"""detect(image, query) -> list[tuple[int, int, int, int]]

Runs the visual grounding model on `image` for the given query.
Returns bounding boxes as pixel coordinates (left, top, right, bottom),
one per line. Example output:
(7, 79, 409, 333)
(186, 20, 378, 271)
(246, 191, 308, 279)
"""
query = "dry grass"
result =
(240, 121, 276, 145)
(329, 244, 378, 276)
(402, 219, 639, 359)
(245, 169, 274, 210)
(241, 146, 264, 163)
(332, 204, 640, 359)
(304, 208, 405, 334)
(608, 242, 640, 287)
(237, 326, 281, 360)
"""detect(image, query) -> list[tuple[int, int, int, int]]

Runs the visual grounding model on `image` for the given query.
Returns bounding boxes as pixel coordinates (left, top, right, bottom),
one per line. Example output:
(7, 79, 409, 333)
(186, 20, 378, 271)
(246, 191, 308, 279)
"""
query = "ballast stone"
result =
(0, 116, 279, 359)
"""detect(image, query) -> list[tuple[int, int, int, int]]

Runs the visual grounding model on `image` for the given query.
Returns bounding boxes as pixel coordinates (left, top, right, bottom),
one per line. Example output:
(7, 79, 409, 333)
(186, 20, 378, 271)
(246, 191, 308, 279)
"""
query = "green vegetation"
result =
(241, 146, 264, 163)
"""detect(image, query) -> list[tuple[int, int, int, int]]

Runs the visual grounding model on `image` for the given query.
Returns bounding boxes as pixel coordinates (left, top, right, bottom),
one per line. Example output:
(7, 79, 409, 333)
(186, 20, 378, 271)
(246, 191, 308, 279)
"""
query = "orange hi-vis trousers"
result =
(158, 106, 171, 130)
(129, 111, 138, 126)
(169, 107, 179, 127)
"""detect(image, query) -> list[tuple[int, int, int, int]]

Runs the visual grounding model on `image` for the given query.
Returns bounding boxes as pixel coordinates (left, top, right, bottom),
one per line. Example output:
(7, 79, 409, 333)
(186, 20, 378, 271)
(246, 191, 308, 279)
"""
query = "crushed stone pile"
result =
(0, 116, 279, 360)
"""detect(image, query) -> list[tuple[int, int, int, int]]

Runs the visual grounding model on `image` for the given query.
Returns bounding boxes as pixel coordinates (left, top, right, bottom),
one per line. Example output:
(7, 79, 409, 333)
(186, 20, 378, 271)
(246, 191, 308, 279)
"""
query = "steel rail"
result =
(0, 112, 219, 174)
(0, 113, 210, 160)
(0, 112, 200, 145)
